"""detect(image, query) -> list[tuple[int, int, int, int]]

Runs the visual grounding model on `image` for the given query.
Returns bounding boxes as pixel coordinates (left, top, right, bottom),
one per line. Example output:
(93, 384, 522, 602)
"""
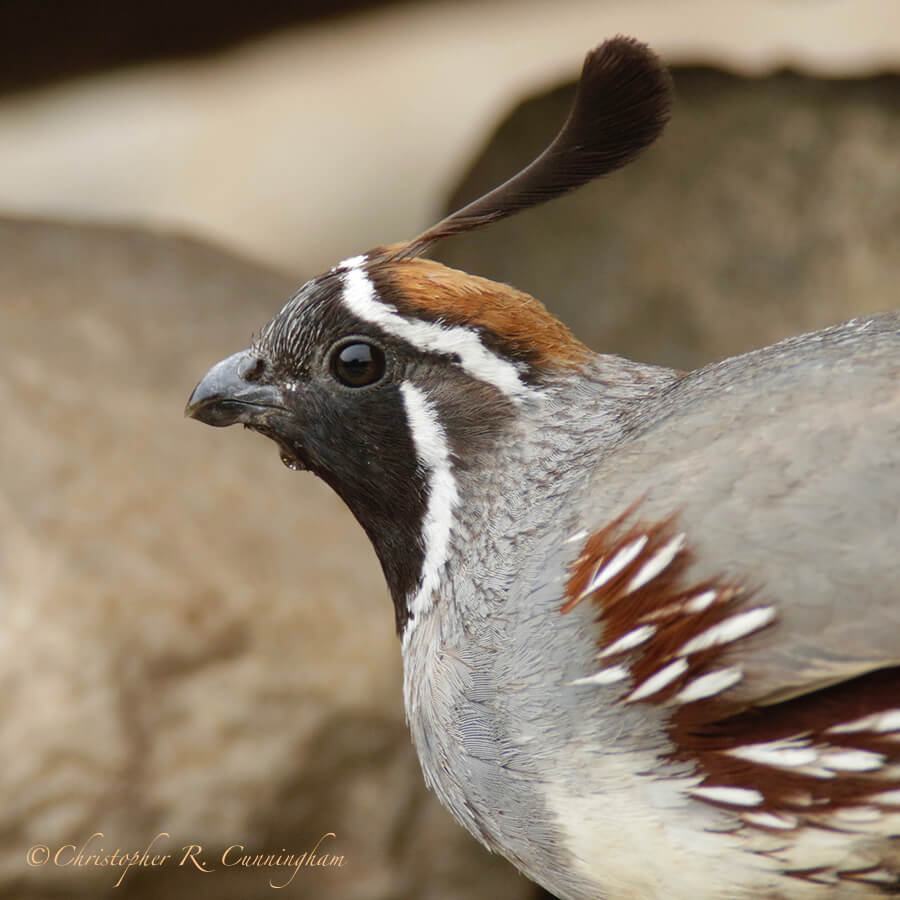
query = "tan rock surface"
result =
(0, 0, 895, 273)
(437, 68, 900, 370)
(0, 218, 528, 899)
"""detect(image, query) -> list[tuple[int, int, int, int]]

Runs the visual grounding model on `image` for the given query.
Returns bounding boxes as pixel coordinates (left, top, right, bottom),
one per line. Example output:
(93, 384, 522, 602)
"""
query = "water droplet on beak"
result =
(280, 452, 303, 471)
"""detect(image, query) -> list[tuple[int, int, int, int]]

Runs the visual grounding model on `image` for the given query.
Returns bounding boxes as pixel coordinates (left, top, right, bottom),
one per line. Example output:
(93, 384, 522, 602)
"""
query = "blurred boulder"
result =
(3, 0, 896, 275)
(436, 68, 900, 370)
(0, 218, 530, 900)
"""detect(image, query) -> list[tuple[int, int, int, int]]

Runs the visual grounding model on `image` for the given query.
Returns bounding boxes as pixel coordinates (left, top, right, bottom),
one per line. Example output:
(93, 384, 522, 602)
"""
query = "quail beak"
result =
(185, 350, 287, 427)
(186, 350, 310, 471)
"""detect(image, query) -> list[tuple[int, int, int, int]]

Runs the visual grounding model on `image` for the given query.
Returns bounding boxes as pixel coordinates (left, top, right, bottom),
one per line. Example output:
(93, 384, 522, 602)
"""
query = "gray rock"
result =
(0, 218, 529, 900)
(436, 68, 900, 370)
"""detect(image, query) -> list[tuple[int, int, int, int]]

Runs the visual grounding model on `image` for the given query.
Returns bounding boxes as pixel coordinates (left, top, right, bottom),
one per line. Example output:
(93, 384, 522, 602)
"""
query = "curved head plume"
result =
(398, 36, 672, 259)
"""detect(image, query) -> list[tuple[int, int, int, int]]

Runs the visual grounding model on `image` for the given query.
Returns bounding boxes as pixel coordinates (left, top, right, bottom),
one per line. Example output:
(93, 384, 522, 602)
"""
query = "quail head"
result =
(186, 37, 900, 899)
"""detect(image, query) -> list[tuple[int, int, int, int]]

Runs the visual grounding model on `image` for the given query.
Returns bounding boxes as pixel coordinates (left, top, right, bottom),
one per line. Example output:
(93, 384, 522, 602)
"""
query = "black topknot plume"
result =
(400, 36, 672, 258)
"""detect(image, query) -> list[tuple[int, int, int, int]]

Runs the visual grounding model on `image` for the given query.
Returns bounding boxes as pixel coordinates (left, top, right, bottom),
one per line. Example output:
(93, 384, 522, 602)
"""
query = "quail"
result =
(186, 37, 900, 899)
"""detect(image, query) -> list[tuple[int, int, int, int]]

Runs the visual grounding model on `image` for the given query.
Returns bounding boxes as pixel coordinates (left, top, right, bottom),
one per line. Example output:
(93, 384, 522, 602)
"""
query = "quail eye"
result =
(330, 340, 386, 388)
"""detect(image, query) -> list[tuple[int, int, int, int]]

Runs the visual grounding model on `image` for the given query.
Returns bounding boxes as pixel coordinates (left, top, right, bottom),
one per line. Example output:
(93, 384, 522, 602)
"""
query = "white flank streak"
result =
(827, 709, 900, 734)
(742, 812, 798, 830)
(341, 260, 528, 401)
(846, 870, 899, 885)
(818, 749, 884, 772)
(725, 740, 883, 777)
(564, 528, 589, 545)
(580, 536, 648, 598)
(684, 590, 718, 613)
(690, 786, 764, 807)
(674, 666, 743, 704)
(625, 658, 688, 703)
(726, 738, 819, 769)
(568, 665, 630, 686)
(834, 806, 882, 823)
(399, 383, 459, 629)
(678, 606, 776, 656)
(625, 533, 685, 593)
(597, 625, 656, 658)
(869, 790, 900, 806)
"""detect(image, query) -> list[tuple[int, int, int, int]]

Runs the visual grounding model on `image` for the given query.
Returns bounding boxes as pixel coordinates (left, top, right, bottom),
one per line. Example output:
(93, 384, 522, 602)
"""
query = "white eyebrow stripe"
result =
(340, 259, 529, 401)
(335, 254, 367, 271)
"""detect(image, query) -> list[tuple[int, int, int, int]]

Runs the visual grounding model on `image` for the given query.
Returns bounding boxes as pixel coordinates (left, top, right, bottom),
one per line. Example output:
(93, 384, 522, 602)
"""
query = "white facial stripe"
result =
(400, 383, 460, 633)
(340, 258, 529, 401)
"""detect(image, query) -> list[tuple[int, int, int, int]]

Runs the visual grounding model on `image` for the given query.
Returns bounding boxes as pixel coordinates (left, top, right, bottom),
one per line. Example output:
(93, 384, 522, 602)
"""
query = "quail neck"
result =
(404, 352, 680, 646)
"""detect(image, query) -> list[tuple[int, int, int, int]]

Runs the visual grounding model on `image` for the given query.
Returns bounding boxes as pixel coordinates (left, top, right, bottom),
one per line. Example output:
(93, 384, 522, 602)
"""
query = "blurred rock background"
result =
(436, 66, 900, 370)
(0, 2, 897, 899)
